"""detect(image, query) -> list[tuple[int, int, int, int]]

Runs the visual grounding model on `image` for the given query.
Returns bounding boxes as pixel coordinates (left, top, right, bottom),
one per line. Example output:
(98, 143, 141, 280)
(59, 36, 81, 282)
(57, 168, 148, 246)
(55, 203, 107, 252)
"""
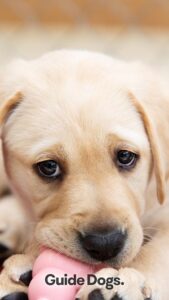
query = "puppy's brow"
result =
(35, 144, 67, 162)
(27, 141, 67, 169)
(108, 128, 148, 149)
(28, 138, 65, 157)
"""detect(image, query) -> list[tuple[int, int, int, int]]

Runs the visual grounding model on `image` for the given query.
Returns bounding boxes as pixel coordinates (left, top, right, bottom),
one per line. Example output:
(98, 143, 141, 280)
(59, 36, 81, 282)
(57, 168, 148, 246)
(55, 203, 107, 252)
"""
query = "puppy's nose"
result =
(79, 228, 127, 261)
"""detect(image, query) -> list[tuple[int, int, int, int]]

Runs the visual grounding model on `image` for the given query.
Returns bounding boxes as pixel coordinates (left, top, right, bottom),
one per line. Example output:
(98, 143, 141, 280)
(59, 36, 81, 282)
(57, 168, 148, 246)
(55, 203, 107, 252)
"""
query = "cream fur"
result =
(0, 50, 169, 299)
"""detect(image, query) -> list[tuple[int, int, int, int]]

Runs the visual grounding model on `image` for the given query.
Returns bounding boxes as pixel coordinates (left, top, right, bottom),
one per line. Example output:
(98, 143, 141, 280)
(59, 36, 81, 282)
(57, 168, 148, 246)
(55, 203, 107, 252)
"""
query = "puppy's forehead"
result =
(4, 51, 149, 156)
(5, 90, 148, 158)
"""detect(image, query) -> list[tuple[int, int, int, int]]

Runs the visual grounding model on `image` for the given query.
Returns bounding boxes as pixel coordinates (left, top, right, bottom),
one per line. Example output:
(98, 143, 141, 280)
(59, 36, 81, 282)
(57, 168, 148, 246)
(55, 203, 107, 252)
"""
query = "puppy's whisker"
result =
(143, 234, 153, 244)
(143, 226, 160, 234)
(143, 226, 158, 230)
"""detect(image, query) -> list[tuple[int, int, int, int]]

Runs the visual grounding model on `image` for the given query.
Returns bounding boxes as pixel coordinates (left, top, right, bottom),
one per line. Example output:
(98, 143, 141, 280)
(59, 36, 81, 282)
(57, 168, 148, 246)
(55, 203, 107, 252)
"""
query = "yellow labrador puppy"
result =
(0, 50, 169, 300)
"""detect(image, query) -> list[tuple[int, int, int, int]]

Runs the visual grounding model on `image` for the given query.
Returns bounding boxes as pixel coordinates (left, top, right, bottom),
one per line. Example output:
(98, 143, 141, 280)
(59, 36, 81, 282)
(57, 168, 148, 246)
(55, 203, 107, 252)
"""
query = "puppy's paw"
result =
(0, 254, 33, 299)
(76, 267, 155, 300)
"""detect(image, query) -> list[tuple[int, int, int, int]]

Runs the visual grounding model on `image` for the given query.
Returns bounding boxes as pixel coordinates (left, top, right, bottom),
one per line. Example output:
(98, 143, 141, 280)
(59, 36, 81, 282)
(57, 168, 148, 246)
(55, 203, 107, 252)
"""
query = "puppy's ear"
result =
(129, 92, 165, 205)
(0, 92, 23, 126)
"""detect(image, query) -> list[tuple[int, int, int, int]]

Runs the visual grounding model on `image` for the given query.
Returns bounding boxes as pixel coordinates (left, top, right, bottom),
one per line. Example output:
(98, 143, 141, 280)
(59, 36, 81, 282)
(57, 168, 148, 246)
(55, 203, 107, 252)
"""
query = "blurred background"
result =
(0, 0, 169, 76)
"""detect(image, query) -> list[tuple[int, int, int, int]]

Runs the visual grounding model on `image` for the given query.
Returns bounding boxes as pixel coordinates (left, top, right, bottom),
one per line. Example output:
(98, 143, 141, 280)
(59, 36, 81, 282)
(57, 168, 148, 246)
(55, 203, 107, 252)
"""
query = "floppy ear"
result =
(0, 92, 23, 127)
(129, 92, 165, 205)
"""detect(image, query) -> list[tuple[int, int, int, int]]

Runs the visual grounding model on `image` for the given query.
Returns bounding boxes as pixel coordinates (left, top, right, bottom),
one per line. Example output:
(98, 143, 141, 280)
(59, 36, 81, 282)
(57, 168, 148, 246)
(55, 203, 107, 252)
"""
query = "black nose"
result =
(79, 228, 127, 261)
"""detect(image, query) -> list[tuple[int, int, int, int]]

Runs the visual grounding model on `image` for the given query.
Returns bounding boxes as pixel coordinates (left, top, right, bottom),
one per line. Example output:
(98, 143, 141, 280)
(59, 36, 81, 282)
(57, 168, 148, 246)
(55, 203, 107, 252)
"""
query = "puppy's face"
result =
(1, 51, 153, 267)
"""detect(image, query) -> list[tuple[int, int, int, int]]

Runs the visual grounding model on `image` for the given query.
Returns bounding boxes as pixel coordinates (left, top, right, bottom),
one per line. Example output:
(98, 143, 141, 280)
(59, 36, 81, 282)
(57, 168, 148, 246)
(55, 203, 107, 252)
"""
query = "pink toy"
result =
(28, 249, 100, 300)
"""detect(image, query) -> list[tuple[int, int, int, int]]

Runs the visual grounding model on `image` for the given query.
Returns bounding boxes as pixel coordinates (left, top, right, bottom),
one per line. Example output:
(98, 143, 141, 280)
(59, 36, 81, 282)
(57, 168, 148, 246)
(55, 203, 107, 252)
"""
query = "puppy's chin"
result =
(35, 220, 143, 268)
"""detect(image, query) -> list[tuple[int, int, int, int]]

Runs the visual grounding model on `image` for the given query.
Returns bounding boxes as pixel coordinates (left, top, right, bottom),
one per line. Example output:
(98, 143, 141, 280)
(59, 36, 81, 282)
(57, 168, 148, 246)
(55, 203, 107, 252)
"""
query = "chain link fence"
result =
(0, 0, 169, 77)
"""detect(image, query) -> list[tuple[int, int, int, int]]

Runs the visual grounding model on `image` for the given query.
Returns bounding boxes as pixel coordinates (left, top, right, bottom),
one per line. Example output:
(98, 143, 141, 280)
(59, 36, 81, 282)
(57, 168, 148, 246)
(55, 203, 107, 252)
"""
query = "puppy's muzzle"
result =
(79, 227, 127, 261)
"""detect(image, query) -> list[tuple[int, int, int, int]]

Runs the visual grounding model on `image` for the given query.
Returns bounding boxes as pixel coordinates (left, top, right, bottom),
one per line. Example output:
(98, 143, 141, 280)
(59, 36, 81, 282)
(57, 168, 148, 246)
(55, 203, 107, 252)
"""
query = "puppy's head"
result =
(0, 51, 165, 267)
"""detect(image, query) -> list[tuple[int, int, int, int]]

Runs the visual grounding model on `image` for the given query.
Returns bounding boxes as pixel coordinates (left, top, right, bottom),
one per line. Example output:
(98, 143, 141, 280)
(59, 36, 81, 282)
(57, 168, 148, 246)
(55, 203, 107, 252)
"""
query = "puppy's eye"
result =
(116, 150, 138, 170)
(35, 160, 61, 179)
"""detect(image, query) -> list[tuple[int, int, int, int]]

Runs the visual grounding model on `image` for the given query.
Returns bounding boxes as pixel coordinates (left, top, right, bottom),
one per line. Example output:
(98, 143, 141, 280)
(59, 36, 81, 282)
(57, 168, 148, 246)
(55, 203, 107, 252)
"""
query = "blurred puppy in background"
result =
(0, 50, 169, 299)
(0, 136, 28, 265)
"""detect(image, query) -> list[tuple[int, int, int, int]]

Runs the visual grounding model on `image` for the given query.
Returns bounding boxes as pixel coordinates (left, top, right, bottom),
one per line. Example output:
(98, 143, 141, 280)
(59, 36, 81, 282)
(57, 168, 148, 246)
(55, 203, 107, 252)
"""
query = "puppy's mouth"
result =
(37, 223, 134, 268)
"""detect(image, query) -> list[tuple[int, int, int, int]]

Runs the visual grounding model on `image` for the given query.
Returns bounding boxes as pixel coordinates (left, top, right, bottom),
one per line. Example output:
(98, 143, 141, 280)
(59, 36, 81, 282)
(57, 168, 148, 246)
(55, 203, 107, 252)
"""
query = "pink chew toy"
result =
(28, 249, 97, 300)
